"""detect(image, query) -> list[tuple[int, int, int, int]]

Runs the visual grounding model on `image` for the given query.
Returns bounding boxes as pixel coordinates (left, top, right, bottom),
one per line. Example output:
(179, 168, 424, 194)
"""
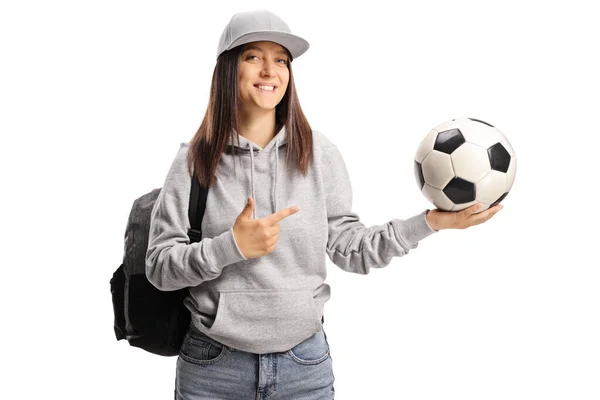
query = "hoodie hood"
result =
(226, 125, 288, 220)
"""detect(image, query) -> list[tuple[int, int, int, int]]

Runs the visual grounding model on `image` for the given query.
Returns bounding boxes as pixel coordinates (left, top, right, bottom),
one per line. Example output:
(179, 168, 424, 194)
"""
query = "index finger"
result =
(263, 205, 300, 225)
(468, 204, 503, 224)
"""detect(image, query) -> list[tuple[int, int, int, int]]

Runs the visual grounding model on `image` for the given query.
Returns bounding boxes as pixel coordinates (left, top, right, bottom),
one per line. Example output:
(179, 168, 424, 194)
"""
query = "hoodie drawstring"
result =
(273, 136, 279, 215)
(247, 136, 280, 220)
(248, 142, 256, 220)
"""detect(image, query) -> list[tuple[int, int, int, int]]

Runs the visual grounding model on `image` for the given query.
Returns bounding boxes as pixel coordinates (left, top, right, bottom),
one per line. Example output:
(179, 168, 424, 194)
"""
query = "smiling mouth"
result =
(254, 84, 277, 93)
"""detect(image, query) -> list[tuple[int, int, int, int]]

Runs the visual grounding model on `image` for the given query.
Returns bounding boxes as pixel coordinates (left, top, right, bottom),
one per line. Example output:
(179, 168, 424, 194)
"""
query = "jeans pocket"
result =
(287, 327, 330, 366)
(179, 325, 228, 365)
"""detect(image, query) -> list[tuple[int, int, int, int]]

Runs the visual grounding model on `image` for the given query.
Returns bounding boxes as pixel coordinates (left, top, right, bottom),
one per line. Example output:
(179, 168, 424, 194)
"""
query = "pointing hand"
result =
(232, 197, 300, 258)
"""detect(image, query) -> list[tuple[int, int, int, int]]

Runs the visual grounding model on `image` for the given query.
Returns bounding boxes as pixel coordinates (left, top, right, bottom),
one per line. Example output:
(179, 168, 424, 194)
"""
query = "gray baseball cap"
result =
(216, 10, 310, 61)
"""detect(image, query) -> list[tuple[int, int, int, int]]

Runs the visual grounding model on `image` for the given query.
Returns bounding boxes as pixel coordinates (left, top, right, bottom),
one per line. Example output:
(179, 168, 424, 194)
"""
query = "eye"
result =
(245, 55, 288, 65)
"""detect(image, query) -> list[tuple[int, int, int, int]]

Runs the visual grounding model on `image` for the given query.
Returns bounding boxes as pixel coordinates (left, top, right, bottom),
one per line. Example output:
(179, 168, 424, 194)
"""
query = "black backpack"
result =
(110, 173, 208, 356)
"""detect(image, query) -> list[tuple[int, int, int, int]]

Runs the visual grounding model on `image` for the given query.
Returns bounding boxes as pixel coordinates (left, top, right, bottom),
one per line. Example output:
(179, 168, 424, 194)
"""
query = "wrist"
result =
(426, 210, 441, 231)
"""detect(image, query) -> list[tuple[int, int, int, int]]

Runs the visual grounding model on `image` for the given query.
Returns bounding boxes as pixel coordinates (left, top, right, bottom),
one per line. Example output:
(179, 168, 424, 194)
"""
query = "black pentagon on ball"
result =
(468, 117, 494, 127)
(490, 192, 509, 207)
(488, 142, 511, 173)
(433, 129, 466, 154)
(414, 160, 425, 190)
(443, 177, 476, 204)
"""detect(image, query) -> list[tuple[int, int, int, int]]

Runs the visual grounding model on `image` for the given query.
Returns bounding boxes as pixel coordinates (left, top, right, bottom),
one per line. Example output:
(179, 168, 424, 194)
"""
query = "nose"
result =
(260, 59, 276, 77)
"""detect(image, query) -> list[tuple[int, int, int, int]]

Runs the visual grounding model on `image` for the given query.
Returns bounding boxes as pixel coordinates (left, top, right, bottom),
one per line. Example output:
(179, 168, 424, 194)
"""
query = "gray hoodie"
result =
(145, 127, 437, 354)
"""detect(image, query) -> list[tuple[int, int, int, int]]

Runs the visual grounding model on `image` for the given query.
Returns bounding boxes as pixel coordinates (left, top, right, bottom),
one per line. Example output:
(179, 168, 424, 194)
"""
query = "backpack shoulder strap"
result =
(188, 173, 208, 243)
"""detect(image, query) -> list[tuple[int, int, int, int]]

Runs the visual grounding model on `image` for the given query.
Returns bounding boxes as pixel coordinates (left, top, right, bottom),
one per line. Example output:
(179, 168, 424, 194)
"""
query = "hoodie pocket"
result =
(208, 289, 321, 354)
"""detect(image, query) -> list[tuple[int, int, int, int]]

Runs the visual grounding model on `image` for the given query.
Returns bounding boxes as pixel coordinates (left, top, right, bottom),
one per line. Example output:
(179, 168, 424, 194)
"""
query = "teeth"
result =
(257, 85, 274, 91)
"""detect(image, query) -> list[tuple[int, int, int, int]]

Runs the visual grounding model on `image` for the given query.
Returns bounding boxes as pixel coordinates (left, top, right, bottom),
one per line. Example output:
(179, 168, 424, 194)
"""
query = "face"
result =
(238, 41, 290, 114)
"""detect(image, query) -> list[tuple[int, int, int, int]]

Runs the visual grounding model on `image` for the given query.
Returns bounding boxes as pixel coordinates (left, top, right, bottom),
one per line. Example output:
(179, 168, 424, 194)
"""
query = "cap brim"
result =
(226, 31, 310, 61)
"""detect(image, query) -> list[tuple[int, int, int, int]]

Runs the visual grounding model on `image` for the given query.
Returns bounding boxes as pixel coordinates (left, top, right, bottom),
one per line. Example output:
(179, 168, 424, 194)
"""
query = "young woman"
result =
(145, 9, 503, 400)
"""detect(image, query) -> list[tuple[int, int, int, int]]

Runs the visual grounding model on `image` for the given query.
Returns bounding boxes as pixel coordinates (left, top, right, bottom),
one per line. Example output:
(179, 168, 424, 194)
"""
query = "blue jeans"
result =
(175, 321, 335, 399)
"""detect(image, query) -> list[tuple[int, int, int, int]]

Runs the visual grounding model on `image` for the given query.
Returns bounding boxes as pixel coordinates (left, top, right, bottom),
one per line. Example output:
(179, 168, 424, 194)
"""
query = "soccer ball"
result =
(414, 117, 516, 213)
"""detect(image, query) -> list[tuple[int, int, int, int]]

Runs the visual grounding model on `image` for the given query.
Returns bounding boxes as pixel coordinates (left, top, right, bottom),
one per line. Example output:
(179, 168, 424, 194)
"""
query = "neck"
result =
(238, 107, 277, 149)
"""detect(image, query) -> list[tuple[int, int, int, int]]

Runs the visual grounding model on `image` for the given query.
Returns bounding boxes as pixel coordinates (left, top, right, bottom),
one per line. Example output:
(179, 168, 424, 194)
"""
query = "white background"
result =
(1, 0, 599, 399)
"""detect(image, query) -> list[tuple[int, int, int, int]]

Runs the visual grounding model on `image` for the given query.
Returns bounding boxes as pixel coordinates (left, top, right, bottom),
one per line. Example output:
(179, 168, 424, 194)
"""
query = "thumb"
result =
(238, 196, 254, 220)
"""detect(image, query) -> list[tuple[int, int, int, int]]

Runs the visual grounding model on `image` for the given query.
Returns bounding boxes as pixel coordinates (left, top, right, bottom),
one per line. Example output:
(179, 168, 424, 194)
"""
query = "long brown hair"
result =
(187, 44, 313, 188)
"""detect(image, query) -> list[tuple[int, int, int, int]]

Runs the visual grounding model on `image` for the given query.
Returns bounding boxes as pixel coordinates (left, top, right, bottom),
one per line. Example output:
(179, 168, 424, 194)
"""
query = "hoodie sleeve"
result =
(145, 143, 247, 291)
(322, 142, 437, 275)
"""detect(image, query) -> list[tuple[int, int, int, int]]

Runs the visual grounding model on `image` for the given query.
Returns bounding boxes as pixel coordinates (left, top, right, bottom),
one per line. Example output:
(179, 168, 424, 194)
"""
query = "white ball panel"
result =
(475, 170, 507, 204)
(422, 183, 454, 211)
(451, 200, 489, 213)
(451, 200, 476, 212)
(422, 150, 455, 190)
(415, 129, 438, 163)
(459, 121, 502, 149)
(451, 142, 491, 182)
(506, 156, 517, 191)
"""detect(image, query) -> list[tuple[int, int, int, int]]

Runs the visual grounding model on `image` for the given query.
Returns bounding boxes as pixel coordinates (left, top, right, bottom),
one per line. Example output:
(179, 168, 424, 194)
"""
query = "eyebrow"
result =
(243, 45, 288, 56)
